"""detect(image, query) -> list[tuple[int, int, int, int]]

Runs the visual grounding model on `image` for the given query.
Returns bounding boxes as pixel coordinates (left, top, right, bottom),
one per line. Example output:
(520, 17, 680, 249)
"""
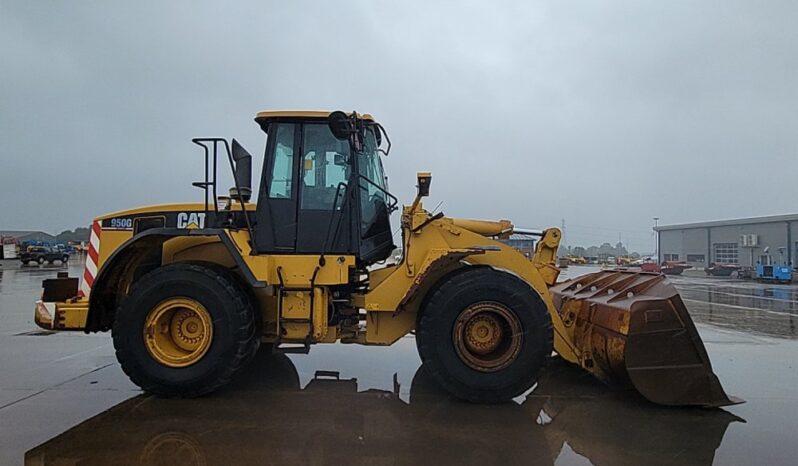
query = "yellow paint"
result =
(40, 167, 576, 363)
(95, 202, 207, 221)
(55, 301, 90, 329)
(43, 200, 576, 362)
(360, 311, 416, 345)
(143, 297, 214, 368)
(280, 287, 328, 341)
(96, 230, 132, 271)
(358, 205, 577, 360)
(163, 237, 231, 266)
(226, 230, 355, 286)
(530, 229, 562, 286)
(255, 110, 375, 121)
(34, 299, 89, 330)
(450, 218, 514, 239)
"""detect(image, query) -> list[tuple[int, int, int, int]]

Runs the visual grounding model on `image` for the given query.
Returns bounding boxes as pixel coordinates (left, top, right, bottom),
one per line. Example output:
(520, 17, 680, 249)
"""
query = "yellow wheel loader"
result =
(34, 111, 739, 406)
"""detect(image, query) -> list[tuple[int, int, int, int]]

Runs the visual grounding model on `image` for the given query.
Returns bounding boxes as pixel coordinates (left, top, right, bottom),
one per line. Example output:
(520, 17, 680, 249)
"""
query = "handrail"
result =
(357, 174, 399, 213)
(190, 138, 257, 252)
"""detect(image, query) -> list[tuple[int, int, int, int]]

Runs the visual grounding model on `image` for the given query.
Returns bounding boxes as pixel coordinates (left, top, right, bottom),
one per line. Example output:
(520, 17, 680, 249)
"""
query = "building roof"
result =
(654, 213, 798, 232)
(255, 110, 375, 122)
(506, 234, 537, 241)
(0, 230, 53, 238)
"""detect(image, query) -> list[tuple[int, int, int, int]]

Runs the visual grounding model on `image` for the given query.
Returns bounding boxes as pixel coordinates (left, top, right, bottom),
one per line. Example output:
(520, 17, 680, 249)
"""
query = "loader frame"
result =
(33, 109, 739, 407)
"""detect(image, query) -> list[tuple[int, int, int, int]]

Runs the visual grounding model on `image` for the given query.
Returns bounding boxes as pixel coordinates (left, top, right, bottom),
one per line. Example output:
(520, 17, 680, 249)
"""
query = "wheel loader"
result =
(34, 110, 739, 406)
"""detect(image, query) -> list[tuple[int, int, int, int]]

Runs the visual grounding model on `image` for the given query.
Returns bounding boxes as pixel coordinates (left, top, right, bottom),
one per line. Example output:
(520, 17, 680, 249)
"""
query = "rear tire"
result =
(416, 268, 553, 403)
(113, 262, 259, 397)
(37, 256, 44, 265)
(62, 255, 69, 264)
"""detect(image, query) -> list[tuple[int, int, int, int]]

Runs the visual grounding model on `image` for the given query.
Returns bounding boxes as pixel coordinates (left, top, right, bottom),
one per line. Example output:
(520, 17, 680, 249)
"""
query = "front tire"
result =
(113, 262, 259, 397)
(416, 268, 553, 403)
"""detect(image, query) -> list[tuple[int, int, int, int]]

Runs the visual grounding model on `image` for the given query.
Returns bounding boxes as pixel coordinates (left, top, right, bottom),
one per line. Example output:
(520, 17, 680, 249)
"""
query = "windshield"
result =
(357, 126, 390, 238)
(358, 127, 387, 191)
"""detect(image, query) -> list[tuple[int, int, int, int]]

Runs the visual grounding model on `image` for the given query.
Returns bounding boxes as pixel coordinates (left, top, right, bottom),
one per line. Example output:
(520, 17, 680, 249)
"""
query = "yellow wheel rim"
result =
(453, 302, 523, 372)
(143, 298, 213, 368)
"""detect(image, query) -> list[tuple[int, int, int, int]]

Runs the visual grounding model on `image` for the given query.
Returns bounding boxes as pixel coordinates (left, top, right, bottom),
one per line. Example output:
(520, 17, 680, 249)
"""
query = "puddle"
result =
(4, 262, 798, 464)
(24, 352, 742, 466)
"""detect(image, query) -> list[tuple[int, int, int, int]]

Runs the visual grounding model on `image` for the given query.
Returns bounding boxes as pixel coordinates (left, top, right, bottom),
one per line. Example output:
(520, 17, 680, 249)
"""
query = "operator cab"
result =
(251, 111, 396, 265)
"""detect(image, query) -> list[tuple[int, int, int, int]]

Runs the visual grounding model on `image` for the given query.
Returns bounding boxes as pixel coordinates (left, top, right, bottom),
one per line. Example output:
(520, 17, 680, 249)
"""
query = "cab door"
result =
(355, 128, 394, 263)
(255, 122, 299, 252)
(295, 123, 354, 254)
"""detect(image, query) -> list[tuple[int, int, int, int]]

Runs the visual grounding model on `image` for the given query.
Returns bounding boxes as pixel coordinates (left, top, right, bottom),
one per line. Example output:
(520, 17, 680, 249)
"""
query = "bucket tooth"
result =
(550, 270, 742, 407)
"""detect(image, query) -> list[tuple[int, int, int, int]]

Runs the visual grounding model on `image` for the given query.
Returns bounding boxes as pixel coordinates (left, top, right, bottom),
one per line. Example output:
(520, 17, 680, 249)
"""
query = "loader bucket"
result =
(549, 270, 742, 407)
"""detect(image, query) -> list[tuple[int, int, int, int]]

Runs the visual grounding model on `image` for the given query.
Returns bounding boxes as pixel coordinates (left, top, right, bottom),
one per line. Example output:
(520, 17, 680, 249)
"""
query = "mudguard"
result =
(85, 228, 259, 332)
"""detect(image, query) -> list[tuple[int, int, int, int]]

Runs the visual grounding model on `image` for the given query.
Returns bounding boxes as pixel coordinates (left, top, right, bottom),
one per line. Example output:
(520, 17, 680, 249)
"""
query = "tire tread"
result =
(112, 262, 258, 397)
(417, 267, 553, 403)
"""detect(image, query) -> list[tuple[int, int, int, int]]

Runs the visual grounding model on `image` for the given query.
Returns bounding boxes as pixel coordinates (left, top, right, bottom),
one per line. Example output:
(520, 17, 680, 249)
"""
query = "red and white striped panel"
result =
(78, 220, 101, 298)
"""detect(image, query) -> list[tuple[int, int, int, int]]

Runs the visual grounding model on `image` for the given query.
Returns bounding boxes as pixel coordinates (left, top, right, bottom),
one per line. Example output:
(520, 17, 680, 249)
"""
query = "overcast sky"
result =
(1, 1, 796, 253)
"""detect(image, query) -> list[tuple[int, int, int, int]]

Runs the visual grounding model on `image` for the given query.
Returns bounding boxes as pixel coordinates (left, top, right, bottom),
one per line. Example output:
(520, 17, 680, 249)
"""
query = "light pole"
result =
(652, 217, 660, 262)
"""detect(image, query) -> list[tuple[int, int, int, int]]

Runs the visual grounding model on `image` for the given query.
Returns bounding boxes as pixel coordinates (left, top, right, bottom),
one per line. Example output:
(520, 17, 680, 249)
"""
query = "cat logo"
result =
(177, 212, 206, 230)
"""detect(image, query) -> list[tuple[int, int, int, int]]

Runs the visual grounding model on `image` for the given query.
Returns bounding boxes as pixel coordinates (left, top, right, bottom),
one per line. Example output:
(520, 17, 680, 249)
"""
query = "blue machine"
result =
(755, 263, 793, 283)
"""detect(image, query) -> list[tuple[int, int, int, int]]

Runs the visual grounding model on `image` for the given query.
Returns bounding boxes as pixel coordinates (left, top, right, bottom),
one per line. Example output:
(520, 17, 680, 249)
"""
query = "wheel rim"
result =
(143, 298, 213, 368)
(141, 432, 206, 466)
(453, 302, 522, 372)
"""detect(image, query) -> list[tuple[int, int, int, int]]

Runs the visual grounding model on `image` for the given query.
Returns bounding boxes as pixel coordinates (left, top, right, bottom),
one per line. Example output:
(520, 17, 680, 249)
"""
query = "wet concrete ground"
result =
(1, 260, 797, 465)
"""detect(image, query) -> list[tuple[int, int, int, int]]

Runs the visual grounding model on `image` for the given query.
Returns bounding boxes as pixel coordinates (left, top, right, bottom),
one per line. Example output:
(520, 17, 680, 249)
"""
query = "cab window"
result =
(300, 124, 350, 210)
(358, 128, 389, 238)
(268, 123, 296, 199)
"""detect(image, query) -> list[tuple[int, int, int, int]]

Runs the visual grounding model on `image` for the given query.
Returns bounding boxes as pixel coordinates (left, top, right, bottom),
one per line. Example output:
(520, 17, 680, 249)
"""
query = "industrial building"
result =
(503, 233, 536, 258)
(654, 214, 798, 268)
(0, 230, 56, 244)
(0, 231, 57, 259)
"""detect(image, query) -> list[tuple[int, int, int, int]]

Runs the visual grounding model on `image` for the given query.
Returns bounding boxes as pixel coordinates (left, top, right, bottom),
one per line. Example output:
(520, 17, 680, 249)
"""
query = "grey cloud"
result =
(1, 0, 795, 253)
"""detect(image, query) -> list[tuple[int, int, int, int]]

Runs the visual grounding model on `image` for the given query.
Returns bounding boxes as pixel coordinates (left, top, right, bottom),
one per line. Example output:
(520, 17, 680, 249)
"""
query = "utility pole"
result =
(652, 217, 660, 262)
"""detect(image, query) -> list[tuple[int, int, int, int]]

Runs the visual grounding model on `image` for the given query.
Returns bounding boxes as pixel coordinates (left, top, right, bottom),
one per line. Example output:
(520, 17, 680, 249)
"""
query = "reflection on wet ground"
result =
(24, 352, 740, 466)
(3, 261, 798, 465)
(565, 266, 798, 339)
(672, 278, 798, 338)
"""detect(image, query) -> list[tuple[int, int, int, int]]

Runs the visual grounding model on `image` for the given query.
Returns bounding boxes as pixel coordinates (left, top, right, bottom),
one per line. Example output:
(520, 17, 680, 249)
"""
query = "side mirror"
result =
(230, 139, 252, 202)
(416, 172, 431, 197)
(328, 111, 353, 140)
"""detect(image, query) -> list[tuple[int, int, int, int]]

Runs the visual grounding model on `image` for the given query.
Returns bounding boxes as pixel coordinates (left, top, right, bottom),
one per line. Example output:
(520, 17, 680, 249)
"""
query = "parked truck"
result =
(20, 246, 70, 265)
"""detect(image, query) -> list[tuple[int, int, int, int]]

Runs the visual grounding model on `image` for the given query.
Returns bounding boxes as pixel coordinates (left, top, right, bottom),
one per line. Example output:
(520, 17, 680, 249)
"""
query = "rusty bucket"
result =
(550, 270, 742, 407)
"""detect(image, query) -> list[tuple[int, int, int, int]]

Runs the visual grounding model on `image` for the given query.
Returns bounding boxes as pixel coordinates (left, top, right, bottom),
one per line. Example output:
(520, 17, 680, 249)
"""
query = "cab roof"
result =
(255, 110, 376, 123)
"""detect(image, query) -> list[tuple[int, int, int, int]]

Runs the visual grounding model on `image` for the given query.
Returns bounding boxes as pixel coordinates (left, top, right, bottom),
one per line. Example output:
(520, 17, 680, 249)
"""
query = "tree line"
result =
(55, 227, 91, 244)
(561, 242, 640, 258)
